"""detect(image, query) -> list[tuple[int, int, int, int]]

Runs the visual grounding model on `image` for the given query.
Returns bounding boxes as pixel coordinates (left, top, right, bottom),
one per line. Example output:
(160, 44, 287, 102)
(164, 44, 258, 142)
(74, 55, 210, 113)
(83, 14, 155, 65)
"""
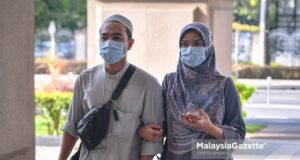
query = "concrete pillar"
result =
(208, 0, 233, 76)
(88, 0, 233, 81)
(75, 29, 87, 60)
(0, 0, 35, 160)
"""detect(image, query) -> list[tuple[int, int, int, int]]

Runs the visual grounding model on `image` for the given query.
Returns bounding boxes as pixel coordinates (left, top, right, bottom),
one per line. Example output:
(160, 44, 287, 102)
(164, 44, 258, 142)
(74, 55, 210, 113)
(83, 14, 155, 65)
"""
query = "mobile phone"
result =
(189, 111, 200, 116)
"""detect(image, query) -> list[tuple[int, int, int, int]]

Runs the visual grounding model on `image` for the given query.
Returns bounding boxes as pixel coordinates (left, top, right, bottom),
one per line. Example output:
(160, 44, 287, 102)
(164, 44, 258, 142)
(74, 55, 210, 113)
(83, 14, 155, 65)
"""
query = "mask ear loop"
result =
(203, 42, 213, 57)
(205, 42, 213, 50)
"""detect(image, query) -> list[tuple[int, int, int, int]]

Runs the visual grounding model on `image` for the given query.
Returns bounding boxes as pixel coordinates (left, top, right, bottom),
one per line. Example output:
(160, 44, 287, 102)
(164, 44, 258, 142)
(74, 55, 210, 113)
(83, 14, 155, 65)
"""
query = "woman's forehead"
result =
(180, 23, 212, 46)
(181, 30, 205, 42)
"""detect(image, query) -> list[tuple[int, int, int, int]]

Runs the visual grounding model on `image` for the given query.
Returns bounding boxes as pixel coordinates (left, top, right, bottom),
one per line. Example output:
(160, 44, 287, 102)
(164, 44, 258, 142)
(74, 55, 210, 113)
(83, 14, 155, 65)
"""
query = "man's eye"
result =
(100, 37, 107, 41)
(113, 37, 123, 41)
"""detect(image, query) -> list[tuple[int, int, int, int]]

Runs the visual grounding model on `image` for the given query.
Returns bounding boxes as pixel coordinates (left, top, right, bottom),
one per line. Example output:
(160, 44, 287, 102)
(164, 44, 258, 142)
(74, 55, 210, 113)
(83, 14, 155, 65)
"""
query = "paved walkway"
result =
(37, 125, 300, 160)
(36, 146, 61, 160)
(36, 140, 78, 160)
(247, 124, 300, 139)
(233, 139, 300, 160)
(234, 124, 300, 159)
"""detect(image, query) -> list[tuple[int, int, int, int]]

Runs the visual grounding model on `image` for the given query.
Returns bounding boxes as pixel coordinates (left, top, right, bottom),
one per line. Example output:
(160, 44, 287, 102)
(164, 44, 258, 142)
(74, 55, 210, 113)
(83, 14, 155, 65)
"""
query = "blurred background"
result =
(0, 0, 299, 160)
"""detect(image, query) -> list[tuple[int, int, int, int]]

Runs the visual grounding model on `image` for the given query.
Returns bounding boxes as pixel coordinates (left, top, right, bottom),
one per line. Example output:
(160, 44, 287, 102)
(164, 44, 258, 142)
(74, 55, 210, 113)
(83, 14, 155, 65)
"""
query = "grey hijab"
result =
(166, 22, 227, 154)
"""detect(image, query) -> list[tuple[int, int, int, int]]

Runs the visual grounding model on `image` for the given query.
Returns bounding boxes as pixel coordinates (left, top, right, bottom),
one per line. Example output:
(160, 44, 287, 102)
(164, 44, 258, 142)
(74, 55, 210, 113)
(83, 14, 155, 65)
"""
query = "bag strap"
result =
(105, 64, 136, 121)
(70, 143, 82, 160)
(110, 64, 136, 101)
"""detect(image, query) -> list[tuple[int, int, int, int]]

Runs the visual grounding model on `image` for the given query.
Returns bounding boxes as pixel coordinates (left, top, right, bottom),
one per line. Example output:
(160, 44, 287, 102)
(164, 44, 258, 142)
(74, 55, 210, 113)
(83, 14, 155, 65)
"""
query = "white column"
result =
(234, 30, 240, 78)
(48, 21, 56, 59)
(258, 0, 268, 66)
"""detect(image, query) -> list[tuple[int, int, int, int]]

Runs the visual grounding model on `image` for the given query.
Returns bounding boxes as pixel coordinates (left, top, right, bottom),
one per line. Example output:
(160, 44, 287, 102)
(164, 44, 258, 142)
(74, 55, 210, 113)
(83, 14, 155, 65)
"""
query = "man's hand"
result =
(58, 132, 77, 160)
(140, 155, 154, 160)
(138, 124, 163, 142)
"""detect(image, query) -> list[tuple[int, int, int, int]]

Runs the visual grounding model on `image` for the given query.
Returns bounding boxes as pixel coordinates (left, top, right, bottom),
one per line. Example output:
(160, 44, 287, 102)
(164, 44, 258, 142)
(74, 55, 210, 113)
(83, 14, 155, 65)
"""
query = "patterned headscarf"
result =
(166, 22, 227, 154)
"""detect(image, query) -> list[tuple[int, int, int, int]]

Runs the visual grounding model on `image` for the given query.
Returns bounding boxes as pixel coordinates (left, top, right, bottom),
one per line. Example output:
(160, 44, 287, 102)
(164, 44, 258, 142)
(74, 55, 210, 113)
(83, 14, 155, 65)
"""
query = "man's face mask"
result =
(99, 40, 125, 64)
(180, 46, 206, 67)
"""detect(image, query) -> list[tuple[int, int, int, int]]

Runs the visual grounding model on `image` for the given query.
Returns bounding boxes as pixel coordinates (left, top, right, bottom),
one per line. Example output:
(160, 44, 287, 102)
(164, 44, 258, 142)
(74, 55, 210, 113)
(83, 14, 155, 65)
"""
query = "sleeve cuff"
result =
(221, 125, 238, 140)
(62, 120, 79, 139)
(141, 141, 163, 156)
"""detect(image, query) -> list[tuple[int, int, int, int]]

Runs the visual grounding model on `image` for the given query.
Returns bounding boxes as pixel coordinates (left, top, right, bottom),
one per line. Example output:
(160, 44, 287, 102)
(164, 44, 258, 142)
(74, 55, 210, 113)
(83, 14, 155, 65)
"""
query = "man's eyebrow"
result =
(112, 32, 123, 36)
(100, 32, 123, 36)
(100, 33, 108, 36)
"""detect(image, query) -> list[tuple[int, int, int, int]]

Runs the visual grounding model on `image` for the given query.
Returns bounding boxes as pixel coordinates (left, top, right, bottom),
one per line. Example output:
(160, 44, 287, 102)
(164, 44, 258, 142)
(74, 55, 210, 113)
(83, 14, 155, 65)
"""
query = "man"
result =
(59, 14, 163, 160)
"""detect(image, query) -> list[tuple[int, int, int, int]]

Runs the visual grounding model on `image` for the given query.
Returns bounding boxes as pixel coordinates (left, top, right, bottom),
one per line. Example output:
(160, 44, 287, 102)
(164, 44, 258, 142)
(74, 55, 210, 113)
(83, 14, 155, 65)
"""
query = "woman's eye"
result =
(181, 43, 188, 47)
(194, 42, 202, 47)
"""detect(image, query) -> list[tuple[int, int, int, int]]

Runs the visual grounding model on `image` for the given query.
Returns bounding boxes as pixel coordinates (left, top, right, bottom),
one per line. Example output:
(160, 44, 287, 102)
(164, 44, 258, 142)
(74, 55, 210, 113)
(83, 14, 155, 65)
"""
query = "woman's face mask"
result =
(180, 46, 206, 67)
(99, 40, 125, 64)
(179, 30, 211, 67)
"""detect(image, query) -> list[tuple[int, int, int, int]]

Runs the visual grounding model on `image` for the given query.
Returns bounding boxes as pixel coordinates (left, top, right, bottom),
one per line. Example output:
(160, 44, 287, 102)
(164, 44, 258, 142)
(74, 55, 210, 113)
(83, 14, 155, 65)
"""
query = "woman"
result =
(139, 22, 245, 159)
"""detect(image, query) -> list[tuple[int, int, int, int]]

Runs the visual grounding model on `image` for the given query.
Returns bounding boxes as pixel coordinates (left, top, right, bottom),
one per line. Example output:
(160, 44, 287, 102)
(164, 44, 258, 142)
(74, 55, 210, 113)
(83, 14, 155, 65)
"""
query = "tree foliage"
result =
(233, 0, 261, 25)
(35, 0, 86, 32)
(36, 0, 280, 31)
(233, 0, 277, 28)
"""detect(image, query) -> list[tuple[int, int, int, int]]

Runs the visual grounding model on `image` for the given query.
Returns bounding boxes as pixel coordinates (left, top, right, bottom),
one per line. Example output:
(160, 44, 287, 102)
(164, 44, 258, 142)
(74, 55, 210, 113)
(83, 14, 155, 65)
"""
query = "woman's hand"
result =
(138, 124, 163, 142)
(181, 109, 213, 132)
(181, 109, 224, 139)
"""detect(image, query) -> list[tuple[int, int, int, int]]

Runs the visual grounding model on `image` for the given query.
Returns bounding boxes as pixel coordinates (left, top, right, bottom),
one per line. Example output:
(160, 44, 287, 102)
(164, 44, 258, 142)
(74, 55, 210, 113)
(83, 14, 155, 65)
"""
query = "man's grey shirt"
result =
(62, 62, 163, 160)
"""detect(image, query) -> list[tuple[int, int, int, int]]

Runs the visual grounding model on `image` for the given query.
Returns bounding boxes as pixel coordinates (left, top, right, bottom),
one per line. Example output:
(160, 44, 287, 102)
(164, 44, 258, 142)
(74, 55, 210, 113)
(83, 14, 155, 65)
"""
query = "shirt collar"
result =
(103, 62, 130, 80)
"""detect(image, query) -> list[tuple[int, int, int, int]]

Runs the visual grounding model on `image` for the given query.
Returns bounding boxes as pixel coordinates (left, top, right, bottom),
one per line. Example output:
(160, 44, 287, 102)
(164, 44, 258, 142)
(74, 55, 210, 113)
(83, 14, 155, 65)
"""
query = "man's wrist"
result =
(140, 155, 154, 160)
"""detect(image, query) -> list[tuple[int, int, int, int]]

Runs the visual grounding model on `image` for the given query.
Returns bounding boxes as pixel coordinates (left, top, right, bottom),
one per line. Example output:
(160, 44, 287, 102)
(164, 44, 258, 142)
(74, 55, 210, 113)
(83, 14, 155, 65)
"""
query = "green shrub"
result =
(232, 77, 256, 117)
(246, 123, 265, 133)
(35, 91, 72, 135)
(35, 115, 49, 136)
(34, 78, 255, 135)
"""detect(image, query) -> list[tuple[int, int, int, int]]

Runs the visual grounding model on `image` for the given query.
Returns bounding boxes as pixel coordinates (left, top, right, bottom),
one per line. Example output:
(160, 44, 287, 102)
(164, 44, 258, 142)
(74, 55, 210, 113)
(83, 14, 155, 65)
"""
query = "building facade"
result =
(87, 0, 234, 81)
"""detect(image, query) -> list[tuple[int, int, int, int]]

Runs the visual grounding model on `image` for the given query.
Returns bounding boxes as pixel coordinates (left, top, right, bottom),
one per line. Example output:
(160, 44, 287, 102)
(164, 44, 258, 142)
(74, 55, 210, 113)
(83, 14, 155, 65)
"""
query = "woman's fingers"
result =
(197, 108, 207, 116)
(187, 113, 202, 120)
(181, 114, 189, 122)
(182, 115, 194, 125)
(180, 109, 213, 130)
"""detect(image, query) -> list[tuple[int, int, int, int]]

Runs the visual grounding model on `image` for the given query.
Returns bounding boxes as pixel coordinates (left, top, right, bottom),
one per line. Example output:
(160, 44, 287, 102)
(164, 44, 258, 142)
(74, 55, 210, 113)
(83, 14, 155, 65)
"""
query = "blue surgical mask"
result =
(99, 40, 125, 64)
(180, 46, 206, 67)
